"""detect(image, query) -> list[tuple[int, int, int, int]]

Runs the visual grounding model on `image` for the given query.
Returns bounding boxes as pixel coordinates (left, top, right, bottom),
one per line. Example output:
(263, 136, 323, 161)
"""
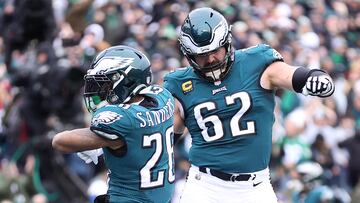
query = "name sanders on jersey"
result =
(135, 99, 174, 128)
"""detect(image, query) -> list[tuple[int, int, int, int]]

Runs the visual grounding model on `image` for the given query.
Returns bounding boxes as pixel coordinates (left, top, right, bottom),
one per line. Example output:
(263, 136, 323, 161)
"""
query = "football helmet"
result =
(296, 162, 323, 183)
(84, 45, 152, 113)
(179, 7, 234, 82)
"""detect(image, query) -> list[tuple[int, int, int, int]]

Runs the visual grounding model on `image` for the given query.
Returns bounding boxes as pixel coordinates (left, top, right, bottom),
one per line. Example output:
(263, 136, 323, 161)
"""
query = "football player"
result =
(291, 162, 335, 203)
(52, 45, 175, 203)
(163, 7, 335, 203)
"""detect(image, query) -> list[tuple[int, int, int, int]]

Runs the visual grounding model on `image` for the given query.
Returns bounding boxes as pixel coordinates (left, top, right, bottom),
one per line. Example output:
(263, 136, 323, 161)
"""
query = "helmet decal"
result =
(91, 111, 123, 126)
(88, 57, 135, 75)
(83, 45, 152, 113)
(113, 65, 134, 87)
(180, 16, 229, 55)
(179, 7, 234, 82)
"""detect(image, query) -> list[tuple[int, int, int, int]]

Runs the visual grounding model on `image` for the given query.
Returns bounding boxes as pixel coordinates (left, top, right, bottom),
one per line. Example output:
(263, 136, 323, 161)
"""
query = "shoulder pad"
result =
(90, 106, 129, 140)
(240, 44, 269, 53)
(241, 44, 283, 61)
(164, 67, 192, 81)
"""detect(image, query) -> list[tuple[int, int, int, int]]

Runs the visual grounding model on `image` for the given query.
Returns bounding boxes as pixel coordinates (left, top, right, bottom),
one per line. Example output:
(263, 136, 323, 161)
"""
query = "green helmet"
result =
(84, 45, 152, 113)
(179, 7, 234, 82)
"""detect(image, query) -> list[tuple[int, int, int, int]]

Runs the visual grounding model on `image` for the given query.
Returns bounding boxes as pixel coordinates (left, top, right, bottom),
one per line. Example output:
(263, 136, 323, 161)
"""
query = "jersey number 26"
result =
(140, 126, 175, 188)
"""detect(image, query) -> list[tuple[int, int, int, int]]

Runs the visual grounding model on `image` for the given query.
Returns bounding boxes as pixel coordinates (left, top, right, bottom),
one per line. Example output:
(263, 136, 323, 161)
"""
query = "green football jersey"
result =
(164, 44, 284, 173)
(90, 85, 175, 203)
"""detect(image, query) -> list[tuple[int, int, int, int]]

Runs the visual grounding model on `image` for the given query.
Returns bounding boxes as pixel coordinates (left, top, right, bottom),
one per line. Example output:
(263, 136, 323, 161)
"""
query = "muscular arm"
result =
(261, 61, 334, 97)
(173, 98, 186, 144)
(52, 128, 124, 153)
(260, 61, 296, 90)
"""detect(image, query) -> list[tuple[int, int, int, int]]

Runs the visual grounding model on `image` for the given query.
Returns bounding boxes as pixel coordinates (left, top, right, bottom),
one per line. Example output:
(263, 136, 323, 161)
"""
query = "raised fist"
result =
(302, 74, 335, 97)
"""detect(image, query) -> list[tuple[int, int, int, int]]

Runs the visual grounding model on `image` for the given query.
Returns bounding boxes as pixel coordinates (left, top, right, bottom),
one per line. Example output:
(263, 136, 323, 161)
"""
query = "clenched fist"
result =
(302, 74, 335, 97)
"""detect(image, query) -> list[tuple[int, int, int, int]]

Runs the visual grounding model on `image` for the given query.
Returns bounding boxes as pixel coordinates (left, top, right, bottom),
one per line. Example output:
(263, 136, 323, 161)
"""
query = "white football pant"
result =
(179, 165, 278, 203)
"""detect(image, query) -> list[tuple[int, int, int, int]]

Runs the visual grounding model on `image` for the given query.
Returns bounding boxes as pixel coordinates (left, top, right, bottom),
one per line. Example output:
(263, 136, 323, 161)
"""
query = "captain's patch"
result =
(182, 80, 193, 94)
(92, 111, 122, 126)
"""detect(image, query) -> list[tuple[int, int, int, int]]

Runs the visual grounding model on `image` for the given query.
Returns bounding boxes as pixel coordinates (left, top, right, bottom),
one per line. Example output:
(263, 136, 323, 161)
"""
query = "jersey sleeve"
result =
(163, 72, 181, 99)
(163, 73, 177, 94)
(259, 44, 284, 67)
(90, 105, 133, 140)
(240, 44, 284, 74)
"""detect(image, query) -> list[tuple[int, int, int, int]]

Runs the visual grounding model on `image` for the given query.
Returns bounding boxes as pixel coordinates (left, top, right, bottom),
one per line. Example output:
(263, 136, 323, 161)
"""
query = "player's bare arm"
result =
(173, 98, 186, 144)
(261, 61, 335, 97)
(52, 128, 124, 153)
(260, 61, 296, 90)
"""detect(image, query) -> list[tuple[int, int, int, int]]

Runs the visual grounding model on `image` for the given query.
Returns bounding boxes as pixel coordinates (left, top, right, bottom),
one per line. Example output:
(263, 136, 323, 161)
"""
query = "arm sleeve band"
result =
(292, 67, 311, 93)
(292, 67, 329, 93)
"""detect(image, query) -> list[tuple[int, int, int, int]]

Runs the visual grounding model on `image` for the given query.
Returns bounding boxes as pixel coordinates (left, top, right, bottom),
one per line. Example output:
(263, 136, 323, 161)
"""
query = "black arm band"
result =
(292, 67, 329, 93)
(174, 133, 183, 144)
(292, 67, 311, 93)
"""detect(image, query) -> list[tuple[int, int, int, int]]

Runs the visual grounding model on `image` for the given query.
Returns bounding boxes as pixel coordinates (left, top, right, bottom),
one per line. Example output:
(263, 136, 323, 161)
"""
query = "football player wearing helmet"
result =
(164, 7, 335, 203)
(53, 45, 175, 203)
(291, 162, 335, 203)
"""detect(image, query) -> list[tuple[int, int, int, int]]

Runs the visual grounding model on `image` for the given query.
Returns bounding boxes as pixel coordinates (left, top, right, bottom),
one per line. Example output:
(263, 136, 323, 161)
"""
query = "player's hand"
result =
(302, 74, 334, 97)
(77, 148, 103, 165)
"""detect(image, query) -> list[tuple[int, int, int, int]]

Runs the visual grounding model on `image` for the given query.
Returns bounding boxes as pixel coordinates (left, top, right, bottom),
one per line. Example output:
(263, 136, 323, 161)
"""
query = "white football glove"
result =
(77, 148, 103, 165)
(302, 74, 335, 97)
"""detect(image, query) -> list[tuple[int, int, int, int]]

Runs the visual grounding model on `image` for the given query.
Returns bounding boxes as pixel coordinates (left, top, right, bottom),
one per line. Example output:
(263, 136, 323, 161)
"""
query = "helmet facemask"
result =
(84, 68, 150, 114)
(184, 40, 234, 82)
(84, 74, 113, 113)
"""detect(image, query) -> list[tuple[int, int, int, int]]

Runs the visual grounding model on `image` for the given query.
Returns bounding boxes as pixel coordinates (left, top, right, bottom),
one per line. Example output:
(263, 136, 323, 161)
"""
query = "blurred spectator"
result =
(80, 23, 110, 68)
(3, 0, 56, 74)
(65, 0, 94, 34)
(339, 126, 360, 188)
(279, 108, 312, 171)
(0, 156, 47, 203)
(150, 53, 165, 73)
(86, 169, 107, 203)
(291, 162, 335, 203)
(311, 134, 335, 185)
(232, 21, 248, 49)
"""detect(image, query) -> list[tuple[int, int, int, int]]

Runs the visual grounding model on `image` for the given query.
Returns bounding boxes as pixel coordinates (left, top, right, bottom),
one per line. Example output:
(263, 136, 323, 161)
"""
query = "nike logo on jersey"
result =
(253, 181, 263, 187)
(212, 86, 227, 95)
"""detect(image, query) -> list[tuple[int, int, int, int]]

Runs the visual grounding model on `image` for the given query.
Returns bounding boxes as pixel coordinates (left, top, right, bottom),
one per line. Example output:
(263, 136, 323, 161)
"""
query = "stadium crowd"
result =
(0, 0, 359, 202)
